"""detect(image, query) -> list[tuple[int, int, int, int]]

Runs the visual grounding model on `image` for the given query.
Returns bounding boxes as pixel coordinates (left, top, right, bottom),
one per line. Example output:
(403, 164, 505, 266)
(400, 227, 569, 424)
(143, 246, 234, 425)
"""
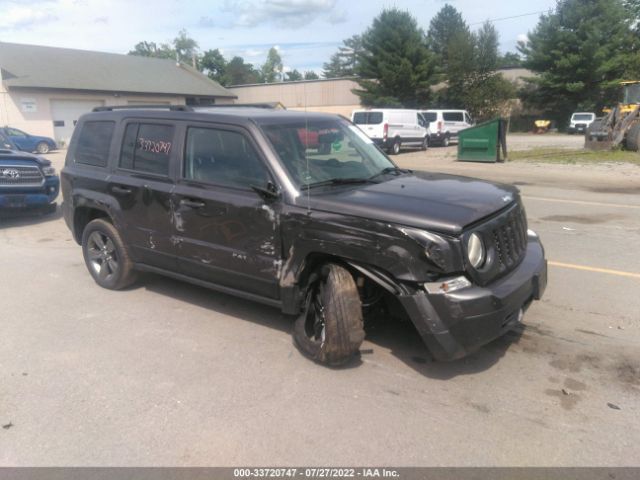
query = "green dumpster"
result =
(457, 118, 508, 162)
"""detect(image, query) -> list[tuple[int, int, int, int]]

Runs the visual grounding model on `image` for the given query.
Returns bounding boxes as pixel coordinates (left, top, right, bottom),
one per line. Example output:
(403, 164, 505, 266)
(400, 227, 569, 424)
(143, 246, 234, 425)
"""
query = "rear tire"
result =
(390, 139, 401, 155)
(36, 142, 50, 154)
(81, 218, 137, 290)
(626, 123, 640, 152)
(441, 135, 450, 147)
(293, 264, 365, 366)
(420, 136, 428, 151)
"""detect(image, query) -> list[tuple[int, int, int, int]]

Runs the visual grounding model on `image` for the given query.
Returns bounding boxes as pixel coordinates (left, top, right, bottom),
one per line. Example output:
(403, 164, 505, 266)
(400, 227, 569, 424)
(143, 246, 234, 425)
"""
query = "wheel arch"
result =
(72, 205, 112, 244)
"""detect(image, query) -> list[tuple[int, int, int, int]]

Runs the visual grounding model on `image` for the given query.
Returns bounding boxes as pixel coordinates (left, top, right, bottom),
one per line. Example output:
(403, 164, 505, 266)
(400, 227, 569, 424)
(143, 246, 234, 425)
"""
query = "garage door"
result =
(50, 99, 105, 145)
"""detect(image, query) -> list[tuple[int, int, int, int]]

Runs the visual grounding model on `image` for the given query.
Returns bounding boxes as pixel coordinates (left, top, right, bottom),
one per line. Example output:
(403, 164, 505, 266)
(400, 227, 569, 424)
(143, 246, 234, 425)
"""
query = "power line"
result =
(469, 10, 548, 26)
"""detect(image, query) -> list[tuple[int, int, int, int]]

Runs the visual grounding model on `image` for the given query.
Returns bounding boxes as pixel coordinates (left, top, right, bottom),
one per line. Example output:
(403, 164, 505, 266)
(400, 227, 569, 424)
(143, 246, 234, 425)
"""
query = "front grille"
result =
(575, 123, 586, 129)
(491, 205, 528, 274)
(0, 165, 44, 187)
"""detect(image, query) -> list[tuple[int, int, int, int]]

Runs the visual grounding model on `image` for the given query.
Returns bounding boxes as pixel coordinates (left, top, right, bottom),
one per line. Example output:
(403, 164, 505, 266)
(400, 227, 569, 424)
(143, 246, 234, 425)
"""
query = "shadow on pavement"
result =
(139, 272, 521, 376)
(0, 205, 62, 228)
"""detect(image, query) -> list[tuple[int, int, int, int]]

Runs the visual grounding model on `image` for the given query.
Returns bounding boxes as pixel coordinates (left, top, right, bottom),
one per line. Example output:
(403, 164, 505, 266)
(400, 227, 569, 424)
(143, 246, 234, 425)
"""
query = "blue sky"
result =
(0, 0, 559, 74)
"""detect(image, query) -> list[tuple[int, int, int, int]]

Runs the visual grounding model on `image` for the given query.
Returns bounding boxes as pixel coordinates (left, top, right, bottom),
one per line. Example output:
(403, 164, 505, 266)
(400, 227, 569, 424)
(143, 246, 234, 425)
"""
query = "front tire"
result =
(293, 264, 365, 366)
(421, 136, 428, 151)
(82, 218, 137, 290)
(626, 123, 640, 152)
(36, 142, 50, 154)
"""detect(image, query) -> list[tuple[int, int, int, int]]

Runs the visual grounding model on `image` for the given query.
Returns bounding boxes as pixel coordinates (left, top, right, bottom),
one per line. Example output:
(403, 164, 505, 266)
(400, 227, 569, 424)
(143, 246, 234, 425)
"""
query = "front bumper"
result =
(398, 236, 547, 361)
(0, 176, 60, 209)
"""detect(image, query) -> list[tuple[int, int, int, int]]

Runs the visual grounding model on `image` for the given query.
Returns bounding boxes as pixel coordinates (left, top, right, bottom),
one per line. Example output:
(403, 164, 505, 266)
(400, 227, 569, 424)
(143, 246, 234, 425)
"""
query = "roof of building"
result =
(0, 42, 236, 98)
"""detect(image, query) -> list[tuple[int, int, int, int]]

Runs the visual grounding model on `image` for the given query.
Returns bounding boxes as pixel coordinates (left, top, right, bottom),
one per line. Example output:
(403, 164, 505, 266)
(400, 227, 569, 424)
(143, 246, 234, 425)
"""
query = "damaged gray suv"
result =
(61, 105, 547, 366)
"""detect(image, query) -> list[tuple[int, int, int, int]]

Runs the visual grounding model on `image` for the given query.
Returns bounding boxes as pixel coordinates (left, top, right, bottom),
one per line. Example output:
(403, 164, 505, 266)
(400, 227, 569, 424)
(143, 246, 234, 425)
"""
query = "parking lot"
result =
(1, 134, 639, 466)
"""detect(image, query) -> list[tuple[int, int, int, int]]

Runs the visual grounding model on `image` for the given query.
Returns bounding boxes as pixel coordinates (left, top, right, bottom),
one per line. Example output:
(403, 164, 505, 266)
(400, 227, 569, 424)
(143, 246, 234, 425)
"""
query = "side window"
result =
(75, 121, 115, 167)
(465, 113, 473, 124)
(8, 128, 26, 137)
(417, 114, 426, 127)
(184, 127, 269, 188)
(443, 112, 464, 122)
(120, 123, 174, 176)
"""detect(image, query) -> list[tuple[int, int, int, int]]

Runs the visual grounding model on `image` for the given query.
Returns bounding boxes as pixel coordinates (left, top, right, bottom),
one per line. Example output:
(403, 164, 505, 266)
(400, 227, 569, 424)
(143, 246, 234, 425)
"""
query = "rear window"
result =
(353, 112, 383, 125)
(74, 121, 115, 167)
(443, 112, 464, 122)
(120, 123, 174, 176)
(423, 112, 437, 122)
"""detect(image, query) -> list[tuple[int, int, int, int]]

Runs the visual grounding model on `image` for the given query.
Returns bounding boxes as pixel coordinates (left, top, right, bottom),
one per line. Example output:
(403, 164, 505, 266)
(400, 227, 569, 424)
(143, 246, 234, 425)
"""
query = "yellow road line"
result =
(523, 195, 640, 210)
(549, 261, 640, 279)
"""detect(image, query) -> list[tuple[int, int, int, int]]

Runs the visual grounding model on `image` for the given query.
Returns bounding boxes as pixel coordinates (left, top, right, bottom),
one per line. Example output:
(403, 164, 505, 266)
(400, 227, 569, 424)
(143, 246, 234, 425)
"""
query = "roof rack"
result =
(92, 105, 194, 112)
(199, 103, 284, 110)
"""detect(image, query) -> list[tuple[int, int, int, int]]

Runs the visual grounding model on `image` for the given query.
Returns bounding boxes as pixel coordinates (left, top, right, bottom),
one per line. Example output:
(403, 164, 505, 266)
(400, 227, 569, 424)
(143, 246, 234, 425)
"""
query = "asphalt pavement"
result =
(0, 141, 638, 466)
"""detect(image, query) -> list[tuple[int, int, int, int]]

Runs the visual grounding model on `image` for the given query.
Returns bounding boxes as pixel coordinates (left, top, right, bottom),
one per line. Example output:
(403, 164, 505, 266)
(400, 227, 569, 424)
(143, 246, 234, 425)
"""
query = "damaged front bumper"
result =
(398, 236, 547, 361)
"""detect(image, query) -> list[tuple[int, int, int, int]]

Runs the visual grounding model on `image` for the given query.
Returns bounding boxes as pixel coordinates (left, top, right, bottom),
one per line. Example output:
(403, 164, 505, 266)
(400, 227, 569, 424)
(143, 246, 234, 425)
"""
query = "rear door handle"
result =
(179, 198, 206, 209)
(111, 185, 132, 195)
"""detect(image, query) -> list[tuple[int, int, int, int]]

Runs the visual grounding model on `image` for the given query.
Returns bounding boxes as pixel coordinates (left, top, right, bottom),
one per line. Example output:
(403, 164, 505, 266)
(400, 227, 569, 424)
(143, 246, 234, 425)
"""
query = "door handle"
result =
(111, 185, 132, 195)
(179, 198, 206, 209)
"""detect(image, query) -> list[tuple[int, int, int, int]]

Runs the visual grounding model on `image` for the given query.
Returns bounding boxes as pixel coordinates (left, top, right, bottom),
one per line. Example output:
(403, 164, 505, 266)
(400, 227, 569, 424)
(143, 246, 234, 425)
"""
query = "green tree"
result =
(261, 47, 283, 83)
(200, 49, 227, 83)
(304, 70, 320, 80)
(427, 4, 469, 70)
(322, 35, 363, 78)
(128, 41, 175, 59)
(354, 8, 436, 107)
(518, 0, 633, 123)
(444, 23, 515, 120)
(286, 69, 303, 81)
(173, 29, 199, 66)
(224, 57, 261, 85)
(498, 52, 523, 68)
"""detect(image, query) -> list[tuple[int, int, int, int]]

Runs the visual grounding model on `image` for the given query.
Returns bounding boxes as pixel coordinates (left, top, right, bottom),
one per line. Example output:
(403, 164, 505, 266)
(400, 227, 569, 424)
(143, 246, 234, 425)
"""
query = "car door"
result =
(6, 128, 31, 151)
(108, 120, 180, 271)
(172, 123, 281, 300)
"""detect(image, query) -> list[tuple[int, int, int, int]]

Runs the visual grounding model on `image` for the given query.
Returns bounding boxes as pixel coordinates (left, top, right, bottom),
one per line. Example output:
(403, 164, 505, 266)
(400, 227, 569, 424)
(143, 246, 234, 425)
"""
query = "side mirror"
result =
(251, 181, 280, 201)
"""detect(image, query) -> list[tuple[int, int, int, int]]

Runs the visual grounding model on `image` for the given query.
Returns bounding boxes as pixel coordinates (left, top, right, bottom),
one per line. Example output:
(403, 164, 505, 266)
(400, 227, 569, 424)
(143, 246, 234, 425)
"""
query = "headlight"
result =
(42, 166, 56, 176)
(467, 233, 485, 269)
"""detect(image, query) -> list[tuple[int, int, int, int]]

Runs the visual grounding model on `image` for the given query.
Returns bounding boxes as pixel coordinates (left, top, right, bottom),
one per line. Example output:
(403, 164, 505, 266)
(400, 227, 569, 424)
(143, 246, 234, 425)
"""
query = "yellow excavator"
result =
(585, 81, 640, 151)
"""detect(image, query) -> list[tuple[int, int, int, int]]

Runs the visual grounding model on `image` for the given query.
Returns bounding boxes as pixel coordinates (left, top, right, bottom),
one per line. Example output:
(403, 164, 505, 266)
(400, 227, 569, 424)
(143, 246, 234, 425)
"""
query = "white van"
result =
(421, 110, 474, 146)
(351, 109, 429, 154)
(567, 112, 596, 134)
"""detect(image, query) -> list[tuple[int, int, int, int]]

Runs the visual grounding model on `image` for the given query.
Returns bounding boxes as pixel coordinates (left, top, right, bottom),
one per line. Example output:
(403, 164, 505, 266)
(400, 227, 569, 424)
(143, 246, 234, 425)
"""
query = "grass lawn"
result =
(508, 148, 640, 165)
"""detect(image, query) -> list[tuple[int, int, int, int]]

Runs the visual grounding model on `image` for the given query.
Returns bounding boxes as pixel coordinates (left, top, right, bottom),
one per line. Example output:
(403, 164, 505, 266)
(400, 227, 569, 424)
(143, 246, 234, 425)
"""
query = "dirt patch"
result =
(549, 353, 602, 373)
(564, 378, 587, 391)
(470, 402, 490, 414)
(541, 214, 624, 224)
(615, 361, 640, 386)
(588, 186, 640, 195)
(545, 388, 582, 410)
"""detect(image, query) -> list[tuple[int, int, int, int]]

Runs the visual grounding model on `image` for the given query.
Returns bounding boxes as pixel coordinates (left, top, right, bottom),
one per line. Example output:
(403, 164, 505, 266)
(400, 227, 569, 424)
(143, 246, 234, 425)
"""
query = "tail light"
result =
(383, 123, 389, 140)
(437, 121, 443, 133)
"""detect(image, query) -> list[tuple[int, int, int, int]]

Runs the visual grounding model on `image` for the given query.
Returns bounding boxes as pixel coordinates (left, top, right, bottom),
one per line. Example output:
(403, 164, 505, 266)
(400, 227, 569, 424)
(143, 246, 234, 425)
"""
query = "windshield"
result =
(422, 112, 437, 122)
(352, 112, 383, 125)
(572, 114, 593, 121)
(623, 83, 640, 104)
(260, 118, 396, 188)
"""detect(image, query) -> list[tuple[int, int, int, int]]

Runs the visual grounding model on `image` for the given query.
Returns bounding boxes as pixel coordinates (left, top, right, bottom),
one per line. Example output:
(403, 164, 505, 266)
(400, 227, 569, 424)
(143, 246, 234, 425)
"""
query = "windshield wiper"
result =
(302, 177, 374, 190)
(368, 166, 412, 181)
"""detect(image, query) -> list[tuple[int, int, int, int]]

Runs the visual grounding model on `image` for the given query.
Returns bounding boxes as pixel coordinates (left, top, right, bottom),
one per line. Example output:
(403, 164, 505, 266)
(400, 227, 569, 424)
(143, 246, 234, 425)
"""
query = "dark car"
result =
(1, 127, 57, 154)
(61, 106, 547, 366)
(0, 149, 60, 212)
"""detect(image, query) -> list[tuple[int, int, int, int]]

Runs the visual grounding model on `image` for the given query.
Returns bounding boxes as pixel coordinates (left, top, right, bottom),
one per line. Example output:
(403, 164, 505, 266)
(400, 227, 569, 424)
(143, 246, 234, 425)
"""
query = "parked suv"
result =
(0, 149, 59, 212)
(351, 109, 429, 154)
(62, 106, 547, 366)
(422, 110, 474, 146)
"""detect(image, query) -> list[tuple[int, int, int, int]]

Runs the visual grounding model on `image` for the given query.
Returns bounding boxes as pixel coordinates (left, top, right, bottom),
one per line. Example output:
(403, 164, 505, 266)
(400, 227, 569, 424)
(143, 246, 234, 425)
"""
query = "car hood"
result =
(303, 172, 520, 235)
(0, 150, 50, 167)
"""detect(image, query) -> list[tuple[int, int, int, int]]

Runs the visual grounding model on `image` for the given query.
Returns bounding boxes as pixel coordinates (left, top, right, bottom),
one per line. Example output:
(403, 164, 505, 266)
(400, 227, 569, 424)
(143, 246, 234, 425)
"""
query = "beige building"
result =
(0, 42, 235, 145)
(228, 78, 361, 117)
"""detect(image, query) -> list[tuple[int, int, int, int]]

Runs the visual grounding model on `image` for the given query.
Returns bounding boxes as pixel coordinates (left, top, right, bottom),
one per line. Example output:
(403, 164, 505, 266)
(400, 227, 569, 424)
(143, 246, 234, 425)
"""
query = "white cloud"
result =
(0, 5, 58, 29)
(517, 33, 528, 44)
(223, 0, 341, 28)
